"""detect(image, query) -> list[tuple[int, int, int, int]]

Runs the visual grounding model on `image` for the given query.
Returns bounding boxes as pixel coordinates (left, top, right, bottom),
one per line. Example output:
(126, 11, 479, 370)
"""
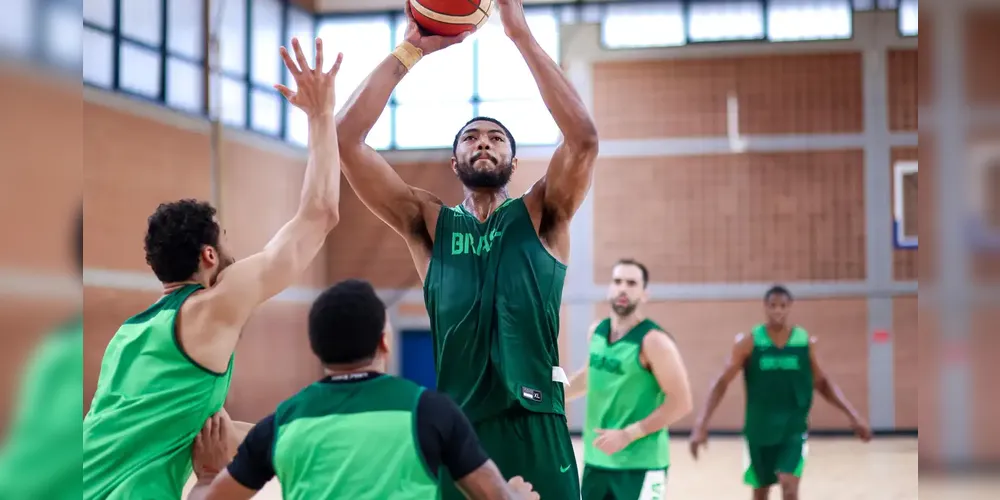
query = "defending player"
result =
(83, 38, 344, 499)
(185, 279, 540, 500)
(689, 285, 873, 500)
(565, 259, 693, 500)
(334, 0, 598, 498)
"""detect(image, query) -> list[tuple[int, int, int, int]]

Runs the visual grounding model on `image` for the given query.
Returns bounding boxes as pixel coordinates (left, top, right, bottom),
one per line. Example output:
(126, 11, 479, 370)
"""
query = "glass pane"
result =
(898, 0, 917, 36)
(214, 0, 246, 75)
(395, 102, 474, 149)
(853, 0, 875, 9)
(602, 1, 685, 49)
(318, 17, 392, 112)
(286, 103, 308, 146)
(367, 106, 392, 150)
(122, 0, 162, 46)
(768, 0, 852, 42)
(877, 0, 898, 8)
(285, 8, 315, 84)
(477, 99, 559, 147)
(220, 77, 247, 127)
(83, 0, 114, 29)
(83, 27, 114, 87)
(475, 11, 558, 101)
(393, 20, 472, 104)
(167, 57, 203, 113)
(252, 0, 283, 85)
(119, 43, 161, 97)
(0, 0, 32, 54)
(45, 0, 82, 69)
(251, 89, 282, 135)
(689, 0, 765, 41)
(168, 0, 204, 60)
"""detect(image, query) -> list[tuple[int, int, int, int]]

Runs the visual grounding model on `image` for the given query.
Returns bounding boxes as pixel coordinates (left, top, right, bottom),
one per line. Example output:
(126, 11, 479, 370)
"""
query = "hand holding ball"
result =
(408, 0, 494, 37)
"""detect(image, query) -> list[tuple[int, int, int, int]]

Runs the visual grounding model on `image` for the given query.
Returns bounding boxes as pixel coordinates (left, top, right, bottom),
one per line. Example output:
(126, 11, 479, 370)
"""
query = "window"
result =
(251, 89, 282, 135)
(475, 11, 559, 101)
(393, 20, 473, 104)
(286, 104, 308, 146)
(251, 0, 283, 86)
(367, 107, 393, 150)
(83, 0, 114, 29)
(395, 102, 474, 149)
(168, 0, 204, 60)
(45, 0, 82, 69)
(285, 8, 315, 83)
(0, 0, 33, 54)
(852, 0, 875, 10)
(119, 43, 161, 97)
(602, 1, 685, 49)
(689, 0, 765, 42)
(219, 77, 247, 127)
(876, 0, 898, 8)
(213, 0, 246, 75)
(167, 58, 203, 112)
(121, 0, 162, 47)
(478, 99, 559, 146)
(318, 16, 392, 113)
(84, 27, 114, 87)
(767, 0, 852, 42)
(898, 0, 917, 36)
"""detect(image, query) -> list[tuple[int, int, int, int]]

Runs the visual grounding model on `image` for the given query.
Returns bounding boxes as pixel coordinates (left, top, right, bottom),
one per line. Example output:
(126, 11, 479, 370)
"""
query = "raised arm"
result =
(335, 5, 466, 238)
(497, 0, 599, 225)
(809, 336, 872, 442)
(689, 332, 754, 459)
(199, 39, 343, 336)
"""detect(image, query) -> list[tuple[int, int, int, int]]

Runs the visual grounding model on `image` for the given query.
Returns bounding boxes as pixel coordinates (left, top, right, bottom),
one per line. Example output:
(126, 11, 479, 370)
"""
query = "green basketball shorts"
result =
(742, 433, 808, 488)
(581, 465, 668, 500)
(439, 408, 580, 500)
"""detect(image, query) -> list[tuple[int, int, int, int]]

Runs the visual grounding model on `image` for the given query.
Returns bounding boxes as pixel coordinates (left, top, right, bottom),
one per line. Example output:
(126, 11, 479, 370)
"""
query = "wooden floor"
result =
(184, 437, 917, 498)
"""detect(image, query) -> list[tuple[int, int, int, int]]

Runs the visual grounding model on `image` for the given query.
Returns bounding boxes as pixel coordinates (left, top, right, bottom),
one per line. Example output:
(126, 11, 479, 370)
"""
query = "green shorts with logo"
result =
(439, 408, 580, 500)
(743, 433, 808, 488)
(582, 465, 668, 500)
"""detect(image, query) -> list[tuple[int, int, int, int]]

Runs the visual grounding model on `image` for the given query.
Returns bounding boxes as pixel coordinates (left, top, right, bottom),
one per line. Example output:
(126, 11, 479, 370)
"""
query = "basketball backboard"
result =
(966, 142, 1000, 250)
(893, 160, 918, 249)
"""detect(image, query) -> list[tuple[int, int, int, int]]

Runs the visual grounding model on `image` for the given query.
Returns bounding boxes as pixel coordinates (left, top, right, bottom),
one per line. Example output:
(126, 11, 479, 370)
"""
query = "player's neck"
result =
(324, 359, 385, 376)
(610, 313, 644, 336)
(462, 188, 510, 221)
(162, 279, 206, 295)
(765, 323, 790, 337)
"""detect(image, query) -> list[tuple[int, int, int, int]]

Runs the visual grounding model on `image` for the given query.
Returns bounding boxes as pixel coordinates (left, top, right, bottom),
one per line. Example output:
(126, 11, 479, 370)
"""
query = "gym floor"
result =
(183, 436, 919, 498)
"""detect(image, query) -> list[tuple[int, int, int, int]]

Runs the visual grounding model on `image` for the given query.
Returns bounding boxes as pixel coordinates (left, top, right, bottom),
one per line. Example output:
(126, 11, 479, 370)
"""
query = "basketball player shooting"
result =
(83, 38, 345, 499)
(334, 0, 599, 498)
(688, 285, 873, 500)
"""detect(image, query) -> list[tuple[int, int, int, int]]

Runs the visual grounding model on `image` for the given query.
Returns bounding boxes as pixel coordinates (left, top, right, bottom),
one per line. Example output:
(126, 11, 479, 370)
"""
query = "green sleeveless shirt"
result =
(83, 284, 234, 499)
(583, 318, 670, 470)
(742, 325, 814, 445)
(423, 197, 567, 422)
(273, 374, 438, 499)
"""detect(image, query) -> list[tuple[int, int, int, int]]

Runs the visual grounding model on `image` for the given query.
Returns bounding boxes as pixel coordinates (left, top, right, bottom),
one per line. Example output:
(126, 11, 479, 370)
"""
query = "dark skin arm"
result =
(809, 336, 872, 442)
(496, 0, 599, 260)
(689, 333, 755, 459)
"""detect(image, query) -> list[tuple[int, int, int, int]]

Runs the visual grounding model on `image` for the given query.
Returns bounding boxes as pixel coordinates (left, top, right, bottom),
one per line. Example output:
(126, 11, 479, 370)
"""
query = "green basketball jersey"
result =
(423, 197, 567, 422)
(83, 284, 234, 500)
(273, 374, 438, 500)
(0, 315, 82, 500)
(742, 325, 814, 445)
(583, 318, 670, 470)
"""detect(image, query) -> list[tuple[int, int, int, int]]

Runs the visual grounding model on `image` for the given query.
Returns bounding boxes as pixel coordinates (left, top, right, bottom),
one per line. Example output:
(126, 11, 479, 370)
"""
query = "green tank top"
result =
(83, 284, 234, 500)
(583, 318, 670, 469)
(742, 325, 814, 445)
(423, 197, 567, 422)
(273, 374, 438, 500)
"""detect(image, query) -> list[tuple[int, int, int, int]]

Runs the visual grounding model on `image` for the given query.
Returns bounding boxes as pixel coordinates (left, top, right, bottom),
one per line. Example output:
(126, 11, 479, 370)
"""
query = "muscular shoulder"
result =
(733, 331, 756, 355)
(643, 330, 677, 352)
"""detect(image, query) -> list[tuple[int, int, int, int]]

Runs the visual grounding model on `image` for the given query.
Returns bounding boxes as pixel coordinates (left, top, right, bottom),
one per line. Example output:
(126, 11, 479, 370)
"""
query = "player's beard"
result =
(611, 300, 638, 318)
(455, 155, 513, 189)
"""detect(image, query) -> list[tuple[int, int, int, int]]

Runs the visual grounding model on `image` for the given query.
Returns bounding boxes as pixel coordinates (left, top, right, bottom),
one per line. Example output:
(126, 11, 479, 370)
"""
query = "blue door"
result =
(401, 329, 436, 389)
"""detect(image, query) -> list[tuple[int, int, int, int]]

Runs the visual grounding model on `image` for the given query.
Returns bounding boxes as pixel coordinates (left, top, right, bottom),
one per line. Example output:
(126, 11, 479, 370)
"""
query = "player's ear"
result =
(450, 157, 458, 173)
(510, 157, 518, 171)
(200, 245, 218, 267)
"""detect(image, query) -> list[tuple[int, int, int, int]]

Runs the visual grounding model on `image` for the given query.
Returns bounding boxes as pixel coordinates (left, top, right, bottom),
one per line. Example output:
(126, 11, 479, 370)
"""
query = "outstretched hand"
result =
(496, 0, 531, 41)
(275, 37, 343, 117)
(403, 2, 471, 55)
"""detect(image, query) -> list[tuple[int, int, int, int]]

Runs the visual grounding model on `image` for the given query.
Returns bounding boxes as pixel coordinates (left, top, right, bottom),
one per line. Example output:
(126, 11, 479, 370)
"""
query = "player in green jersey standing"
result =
(334, 0, 598, 497)
(565, 259, 693, 500)
(689, 285, 872, 500)
(83, 38, 346, 500)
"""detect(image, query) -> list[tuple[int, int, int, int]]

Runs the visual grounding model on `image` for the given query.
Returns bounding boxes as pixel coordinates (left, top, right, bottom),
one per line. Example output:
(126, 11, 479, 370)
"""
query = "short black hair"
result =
(144, 199, 220, 283)
(615, 258, 649, 288)
(308, 279, 386, 365)
(452, 116, 517, 158)
(764, 284, 792, 302)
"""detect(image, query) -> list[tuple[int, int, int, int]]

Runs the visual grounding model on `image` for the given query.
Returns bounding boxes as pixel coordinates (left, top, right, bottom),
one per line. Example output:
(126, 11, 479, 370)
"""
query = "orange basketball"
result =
(408, 0, 494, 37)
